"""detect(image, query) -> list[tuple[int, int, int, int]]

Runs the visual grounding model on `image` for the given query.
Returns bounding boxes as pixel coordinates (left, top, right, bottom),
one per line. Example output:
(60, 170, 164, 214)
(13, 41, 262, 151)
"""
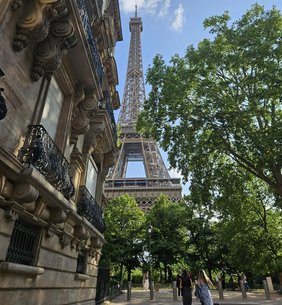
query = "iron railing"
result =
(77, 186, 106, 233)
(18, 125, 75, 199)
(99, 91, 117, 143)
(96, 267, 110, 304)
(0, 88, 7, 120)
(96, 267, 121, 304)
(77, 0, 104, 85)
(105, 178, 182, 189)
(6, 219, 40, 265)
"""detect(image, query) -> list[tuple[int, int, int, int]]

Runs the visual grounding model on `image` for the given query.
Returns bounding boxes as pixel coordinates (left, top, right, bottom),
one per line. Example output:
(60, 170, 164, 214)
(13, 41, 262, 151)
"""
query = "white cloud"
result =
(158, 0, 171, 17)
(119, 0, 170, 16)
(170, 4, 185, 32)
(168, 168, 182, 178)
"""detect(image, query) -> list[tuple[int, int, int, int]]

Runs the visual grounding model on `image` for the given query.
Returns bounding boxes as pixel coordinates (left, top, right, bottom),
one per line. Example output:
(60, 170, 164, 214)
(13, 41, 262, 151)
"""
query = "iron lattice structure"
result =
(104, 10, 182, 210)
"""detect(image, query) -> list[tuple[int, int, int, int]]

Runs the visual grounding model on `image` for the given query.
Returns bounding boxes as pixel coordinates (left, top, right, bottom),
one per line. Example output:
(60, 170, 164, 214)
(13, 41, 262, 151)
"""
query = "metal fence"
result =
(96, 267, 121, 304)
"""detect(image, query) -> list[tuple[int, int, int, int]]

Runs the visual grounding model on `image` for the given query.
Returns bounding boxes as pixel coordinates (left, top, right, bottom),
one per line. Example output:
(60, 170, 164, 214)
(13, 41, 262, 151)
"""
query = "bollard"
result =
(150, 280, 155, 300)
(263, 280, 271, 300)
(173, 281, 178, 300)
(239, 280, 247, 299)
(218, 280, 224, 299)
(127, 281, 132, 301)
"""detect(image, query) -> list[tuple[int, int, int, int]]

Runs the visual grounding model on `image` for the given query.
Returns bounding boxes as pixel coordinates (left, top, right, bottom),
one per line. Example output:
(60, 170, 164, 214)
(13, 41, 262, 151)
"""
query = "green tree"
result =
(182, 195, 226, 279)
(186, 156, 282, 278)
(100, 194, 146, 282)
(214, 171, 282, 277)
(137, 5, 282, 206)
(147, 195, 188, 282)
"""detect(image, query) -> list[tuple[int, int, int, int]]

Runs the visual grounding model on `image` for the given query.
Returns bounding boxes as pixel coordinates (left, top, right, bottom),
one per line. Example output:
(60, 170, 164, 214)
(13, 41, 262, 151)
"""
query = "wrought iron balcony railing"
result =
(77, 186, 106, 234)
(99, 91, 117, 143)
(77, 0, 104, 85)
(18, 125, 75, 199)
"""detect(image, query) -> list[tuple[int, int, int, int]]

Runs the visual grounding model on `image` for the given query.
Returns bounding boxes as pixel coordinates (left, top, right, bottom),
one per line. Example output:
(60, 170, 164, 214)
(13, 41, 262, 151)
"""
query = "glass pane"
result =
(86, 159, 98, 198)
(41, 78, 64, 140)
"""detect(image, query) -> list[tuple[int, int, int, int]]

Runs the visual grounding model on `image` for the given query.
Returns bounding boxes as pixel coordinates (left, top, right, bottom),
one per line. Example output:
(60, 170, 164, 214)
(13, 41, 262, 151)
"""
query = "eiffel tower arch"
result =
(104, 9, 182, 211)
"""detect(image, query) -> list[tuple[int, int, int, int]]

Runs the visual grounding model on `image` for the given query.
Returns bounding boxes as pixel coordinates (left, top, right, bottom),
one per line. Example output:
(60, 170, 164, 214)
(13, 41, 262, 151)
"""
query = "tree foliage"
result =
(100, 194, 146, 280)
(137, 4, 282, 205)
(147, 195, 188, 281)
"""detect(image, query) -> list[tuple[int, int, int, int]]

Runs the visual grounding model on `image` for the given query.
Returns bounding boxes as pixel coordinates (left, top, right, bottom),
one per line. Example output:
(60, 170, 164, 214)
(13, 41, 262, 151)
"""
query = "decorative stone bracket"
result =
(99, 149, 116, 181)
(83, 121, 106, 156)
(11, 0, 76, 81)
(70, 87, 99, 145)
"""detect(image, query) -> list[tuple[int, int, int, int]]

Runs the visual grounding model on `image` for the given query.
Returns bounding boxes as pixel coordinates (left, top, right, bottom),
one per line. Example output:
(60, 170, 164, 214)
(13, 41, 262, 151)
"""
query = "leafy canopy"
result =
(137, 4, 282, 204)
(101, 194, 146, 273)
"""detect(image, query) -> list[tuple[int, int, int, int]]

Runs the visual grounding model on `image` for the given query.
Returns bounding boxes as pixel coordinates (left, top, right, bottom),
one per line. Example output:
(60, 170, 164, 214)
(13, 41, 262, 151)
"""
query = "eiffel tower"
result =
(104, 8, 182, 211)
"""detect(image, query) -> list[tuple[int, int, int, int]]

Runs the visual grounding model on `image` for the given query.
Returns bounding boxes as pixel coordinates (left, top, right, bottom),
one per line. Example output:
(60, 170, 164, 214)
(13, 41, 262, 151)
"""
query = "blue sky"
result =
(114, 0, 282, 194)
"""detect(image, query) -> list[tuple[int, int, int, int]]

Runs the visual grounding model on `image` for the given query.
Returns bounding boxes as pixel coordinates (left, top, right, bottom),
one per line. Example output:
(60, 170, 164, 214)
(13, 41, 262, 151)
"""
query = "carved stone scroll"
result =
(31, 18, 76, 81)
(83, 122, 106, 156)
(70, 87, 99, 145)
(12, 0, 68, 51)
(59, 231, 71, 249)
(11, 0, 76, 81)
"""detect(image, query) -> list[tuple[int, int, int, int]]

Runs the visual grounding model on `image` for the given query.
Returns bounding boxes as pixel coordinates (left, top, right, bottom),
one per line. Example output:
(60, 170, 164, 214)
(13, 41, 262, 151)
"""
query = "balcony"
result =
(77, 0, 104, 86)
(18, 125, 75, 199)
(77, 186, 106, 234)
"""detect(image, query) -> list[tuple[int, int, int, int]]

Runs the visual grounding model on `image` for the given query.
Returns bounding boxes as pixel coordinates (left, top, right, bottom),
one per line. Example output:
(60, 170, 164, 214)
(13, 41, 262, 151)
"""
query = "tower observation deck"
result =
(104, 8, 182, 210)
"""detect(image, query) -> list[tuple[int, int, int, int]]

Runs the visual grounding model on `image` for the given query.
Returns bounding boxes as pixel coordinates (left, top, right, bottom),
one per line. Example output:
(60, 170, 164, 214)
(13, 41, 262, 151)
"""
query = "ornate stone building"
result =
(0, 1, 122, 304)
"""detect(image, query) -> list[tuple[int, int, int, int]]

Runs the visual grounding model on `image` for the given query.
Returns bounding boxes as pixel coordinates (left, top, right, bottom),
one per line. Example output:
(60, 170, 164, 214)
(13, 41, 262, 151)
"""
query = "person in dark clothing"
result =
(176, 274, 182, 297)
(180, 270, 192, 305)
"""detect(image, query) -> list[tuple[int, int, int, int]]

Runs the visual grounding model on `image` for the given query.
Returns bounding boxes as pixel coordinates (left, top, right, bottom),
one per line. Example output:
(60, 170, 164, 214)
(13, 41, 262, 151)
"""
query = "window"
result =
(85, 158, 98, 199)
(41, 77, 64, 140)
(76, 251, 86, 274)
(6, 219, 41, 266)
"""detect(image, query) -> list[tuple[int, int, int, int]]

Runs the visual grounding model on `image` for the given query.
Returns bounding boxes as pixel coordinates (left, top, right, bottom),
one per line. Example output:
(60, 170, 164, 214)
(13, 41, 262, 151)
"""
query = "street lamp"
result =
(148, 224, 154, 300)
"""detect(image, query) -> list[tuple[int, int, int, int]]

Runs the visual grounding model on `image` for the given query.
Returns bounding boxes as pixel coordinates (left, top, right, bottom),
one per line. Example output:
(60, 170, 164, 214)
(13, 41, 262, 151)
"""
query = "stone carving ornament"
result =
(12, 0, 67, 51)
(11, 0, 76, 81)
(31, 17, 76, 80)
(71, 87, 99, 145)
(83, 122, 106, 156)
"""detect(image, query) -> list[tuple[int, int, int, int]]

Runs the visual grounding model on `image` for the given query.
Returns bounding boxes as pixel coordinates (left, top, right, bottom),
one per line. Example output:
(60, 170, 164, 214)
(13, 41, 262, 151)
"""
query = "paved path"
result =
(109, 289, 282, 305)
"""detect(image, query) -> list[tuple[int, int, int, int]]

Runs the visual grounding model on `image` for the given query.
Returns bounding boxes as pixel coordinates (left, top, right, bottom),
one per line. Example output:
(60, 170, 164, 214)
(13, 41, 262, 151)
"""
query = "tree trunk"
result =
(278, 272, 282, 290)
(127, 268, 132, 281)
(168, 266, 172, 283)
(119, 263, 124, 288)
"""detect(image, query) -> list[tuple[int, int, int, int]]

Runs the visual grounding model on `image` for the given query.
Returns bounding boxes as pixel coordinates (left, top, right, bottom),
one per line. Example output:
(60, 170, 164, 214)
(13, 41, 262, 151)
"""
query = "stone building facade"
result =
(0, 1, 122, 304)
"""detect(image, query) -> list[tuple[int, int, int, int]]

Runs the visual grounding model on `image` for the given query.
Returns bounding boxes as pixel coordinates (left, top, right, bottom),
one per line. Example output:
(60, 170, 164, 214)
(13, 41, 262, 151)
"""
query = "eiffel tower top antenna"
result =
(118, 5, 145, 134)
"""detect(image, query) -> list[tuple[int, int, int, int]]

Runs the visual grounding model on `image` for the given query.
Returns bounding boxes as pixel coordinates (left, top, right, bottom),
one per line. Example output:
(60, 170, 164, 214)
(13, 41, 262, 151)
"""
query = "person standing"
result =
(242, 273, 250, 292)
(176, 273, 182, 298)
(180, 270, 192, 305)
(195, 279, 204, 305)
(197, 269, 214, 305)
(142, 272, 149, 290)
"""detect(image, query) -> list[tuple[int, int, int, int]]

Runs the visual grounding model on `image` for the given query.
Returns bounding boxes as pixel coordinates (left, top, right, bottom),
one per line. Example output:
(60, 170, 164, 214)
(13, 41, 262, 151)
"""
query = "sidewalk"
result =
(109, 288, 282, 305)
